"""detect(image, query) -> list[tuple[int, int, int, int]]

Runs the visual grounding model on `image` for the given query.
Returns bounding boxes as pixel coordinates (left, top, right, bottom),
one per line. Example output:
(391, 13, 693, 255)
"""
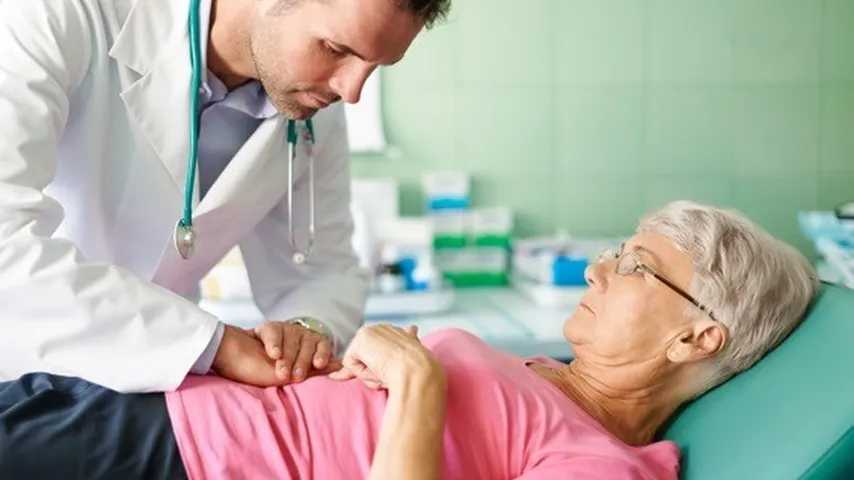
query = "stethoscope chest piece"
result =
(292, 252, 307, 265)
(174, 220, 196, 260)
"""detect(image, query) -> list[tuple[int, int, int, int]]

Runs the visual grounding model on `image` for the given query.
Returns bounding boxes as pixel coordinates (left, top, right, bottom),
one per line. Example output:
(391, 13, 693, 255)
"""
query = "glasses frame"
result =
(598, 243, 717, 321)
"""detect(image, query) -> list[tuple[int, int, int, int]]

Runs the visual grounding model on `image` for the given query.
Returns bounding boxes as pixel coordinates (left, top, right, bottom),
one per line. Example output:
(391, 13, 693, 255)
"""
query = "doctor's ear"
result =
(666, 321, 727, 364)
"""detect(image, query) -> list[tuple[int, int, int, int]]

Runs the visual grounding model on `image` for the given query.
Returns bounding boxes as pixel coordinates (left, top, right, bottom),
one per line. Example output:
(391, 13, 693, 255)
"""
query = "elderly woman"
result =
(0, 201, 817, 479)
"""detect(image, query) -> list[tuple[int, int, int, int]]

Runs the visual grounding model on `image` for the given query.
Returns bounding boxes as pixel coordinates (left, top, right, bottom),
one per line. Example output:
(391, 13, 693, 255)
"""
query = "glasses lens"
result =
(597, 248, 617, 263)
(615, 252, 639, 275)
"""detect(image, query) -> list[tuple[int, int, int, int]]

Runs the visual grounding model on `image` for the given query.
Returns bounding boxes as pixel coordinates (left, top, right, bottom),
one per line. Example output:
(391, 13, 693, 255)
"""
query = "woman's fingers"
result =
(362, 379, 384, 390)
(327, 365, 385, 390)
(327, 324, 432, 390)
(327, 366, 355, 381)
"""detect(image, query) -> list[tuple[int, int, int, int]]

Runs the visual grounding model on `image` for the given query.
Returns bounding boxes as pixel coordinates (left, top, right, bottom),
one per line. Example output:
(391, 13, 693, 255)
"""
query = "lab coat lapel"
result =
(109, 0, 198, 204)
(194, 116, 290, 222)
(108, 0, 292, 292)
(150, 117, 291, 295)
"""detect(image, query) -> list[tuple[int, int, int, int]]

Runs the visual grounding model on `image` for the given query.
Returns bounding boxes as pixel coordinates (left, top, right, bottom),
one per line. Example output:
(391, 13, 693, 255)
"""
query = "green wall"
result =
(352, 0, 854, 255)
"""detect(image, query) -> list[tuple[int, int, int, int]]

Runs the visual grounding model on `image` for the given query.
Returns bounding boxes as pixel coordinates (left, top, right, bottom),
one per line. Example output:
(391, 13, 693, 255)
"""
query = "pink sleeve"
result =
(513, 457, 655, 480)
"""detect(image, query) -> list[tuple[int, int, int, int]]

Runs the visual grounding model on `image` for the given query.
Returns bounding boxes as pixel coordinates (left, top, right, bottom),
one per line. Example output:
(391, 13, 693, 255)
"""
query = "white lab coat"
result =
(0, 0, 368, 392)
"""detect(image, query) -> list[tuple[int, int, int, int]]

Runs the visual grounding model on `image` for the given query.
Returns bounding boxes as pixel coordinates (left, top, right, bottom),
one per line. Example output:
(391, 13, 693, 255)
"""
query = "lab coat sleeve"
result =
(239, 104, 370, 353)
(0, 0, 220, 392)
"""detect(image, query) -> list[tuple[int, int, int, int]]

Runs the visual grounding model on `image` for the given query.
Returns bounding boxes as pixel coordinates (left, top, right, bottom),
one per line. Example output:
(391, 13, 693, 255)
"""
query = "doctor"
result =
(0, 0, 449, 392)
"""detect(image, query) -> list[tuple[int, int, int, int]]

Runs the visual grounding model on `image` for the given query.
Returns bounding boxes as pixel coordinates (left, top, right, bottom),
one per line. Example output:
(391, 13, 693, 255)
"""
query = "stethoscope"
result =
(174, 0, 316, 265)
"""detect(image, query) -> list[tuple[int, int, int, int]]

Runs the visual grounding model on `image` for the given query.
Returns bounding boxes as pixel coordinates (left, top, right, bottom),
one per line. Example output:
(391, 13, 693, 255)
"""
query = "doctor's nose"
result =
(330, 63, 375, 104)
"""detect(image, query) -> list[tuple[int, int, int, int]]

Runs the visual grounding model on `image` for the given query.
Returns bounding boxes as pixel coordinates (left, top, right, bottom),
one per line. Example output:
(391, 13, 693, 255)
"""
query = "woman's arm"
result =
(328, 325, 448, 480)
(369, 360, 446, 480)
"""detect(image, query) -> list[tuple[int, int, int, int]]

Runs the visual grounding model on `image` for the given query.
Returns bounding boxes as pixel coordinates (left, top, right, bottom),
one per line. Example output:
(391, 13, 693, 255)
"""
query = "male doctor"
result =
(0, 0, 449, 392)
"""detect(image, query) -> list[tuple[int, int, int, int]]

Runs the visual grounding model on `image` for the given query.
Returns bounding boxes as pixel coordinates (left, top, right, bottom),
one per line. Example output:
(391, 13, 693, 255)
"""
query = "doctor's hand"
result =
(327, 325, 445, 392)
(250, 320, 335, 384)
(212, 325, 339, 387)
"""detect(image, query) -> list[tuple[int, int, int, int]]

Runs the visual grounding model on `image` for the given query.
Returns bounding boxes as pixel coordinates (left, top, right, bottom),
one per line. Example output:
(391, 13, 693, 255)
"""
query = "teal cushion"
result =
(663, 284, 854, 480)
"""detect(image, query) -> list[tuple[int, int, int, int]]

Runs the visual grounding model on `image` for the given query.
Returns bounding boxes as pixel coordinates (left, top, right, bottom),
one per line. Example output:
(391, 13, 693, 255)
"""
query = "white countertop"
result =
(200, 287, 576, 360)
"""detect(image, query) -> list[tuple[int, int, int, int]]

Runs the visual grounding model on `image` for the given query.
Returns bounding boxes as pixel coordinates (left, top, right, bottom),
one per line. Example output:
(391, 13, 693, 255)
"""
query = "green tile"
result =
(398, 178, 427, 216)
(554, 86, 645, 175)
(357, 1, 840, 247)
(820, 86, 854, 173)
(473, 174, 555, 237)
(641, 175, 735, 213)
(554, 0, 645, 85)
(553, 174, 646, 237)
(351, 154, 402, 178)
(383, 18, 460, 90)
(456, 0, 553, 87)
(731, 87, 820, 176)
(644, 87, 736, 175)
(822, 0, 854, 82)
(453, 86, 554, 176)
(382, 87, 456, 168)
(732, 175, 818, 255)
(817, 173, 854, 210)
(648, 0, 734, 84)
(732, 0, 821, 84)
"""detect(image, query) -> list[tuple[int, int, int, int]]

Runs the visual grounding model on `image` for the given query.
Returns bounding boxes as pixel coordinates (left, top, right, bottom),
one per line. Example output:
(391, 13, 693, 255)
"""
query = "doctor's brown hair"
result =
(399, 0, 451, 27)
(272, 0, 451, 28)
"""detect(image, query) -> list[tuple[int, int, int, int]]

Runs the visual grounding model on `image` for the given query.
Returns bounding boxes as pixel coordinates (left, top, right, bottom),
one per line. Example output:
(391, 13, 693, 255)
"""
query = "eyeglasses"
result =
(596, 243, 717, 321)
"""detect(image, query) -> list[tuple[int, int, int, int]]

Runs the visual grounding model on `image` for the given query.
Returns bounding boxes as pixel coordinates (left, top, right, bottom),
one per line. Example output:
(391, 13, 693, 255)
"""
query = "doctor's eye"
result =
(322, 41, 346, 57)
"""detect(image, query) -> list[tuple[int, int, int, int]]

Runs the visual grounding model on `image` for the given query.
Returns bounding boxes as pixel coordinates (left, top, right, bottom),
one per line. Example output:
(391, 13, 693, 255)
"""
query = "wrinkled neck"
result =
(533, 357, 686, 446)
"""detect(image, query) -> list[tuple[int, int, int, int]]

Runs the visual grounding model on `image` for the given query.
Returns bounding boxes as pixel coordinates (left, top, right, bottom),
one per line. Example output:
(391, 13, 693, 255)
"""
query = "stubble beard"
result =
(249, 32, 317, 120)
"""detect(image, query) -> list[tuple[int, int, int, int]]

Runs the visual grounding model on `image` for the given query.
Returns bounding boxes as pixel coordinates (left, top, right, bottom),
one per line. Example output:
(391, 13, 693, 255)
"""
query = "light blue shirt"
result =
(190, 0, 278, 374)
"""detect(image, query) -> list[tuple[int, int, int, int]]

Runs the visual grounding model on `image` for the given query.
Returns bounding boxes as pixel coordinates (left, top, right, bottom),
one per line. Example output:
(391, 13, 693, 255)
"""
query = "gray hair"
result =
(637, 201, 818, 395)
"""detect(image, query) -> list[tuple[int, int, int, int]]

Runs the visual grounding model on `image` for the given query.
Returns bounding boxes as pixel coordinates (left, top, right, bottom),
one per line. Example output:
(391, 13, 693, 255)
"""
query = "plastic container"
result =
(422, 171, 470, 212)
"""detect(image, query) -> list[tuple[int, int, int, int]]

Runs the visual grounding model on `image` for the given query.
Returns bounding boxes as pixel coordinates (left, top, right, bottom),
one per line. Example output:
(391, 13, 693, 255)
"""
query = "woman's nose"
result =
(585, 262, 608, 291)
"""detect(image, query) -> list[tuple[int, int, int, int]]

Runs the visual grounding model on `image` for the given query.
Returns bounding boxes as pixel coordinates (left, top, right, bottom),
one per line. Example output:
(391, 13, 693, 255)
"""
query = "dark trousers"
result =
(0, 373, 187, 479)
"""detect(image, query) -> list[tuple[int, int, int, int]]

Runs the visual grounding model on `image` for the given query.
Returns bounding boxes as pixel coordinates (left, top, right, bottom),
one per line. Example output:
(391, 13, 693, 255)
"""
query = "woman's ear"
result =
(666, 321, 727, 364)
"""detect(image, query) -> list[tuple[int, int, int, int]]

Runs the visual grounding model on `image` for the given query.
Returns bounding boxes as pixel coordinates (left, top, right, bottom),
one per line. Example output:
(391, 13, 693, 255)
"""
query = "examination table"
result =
(663, 283, 854, 479)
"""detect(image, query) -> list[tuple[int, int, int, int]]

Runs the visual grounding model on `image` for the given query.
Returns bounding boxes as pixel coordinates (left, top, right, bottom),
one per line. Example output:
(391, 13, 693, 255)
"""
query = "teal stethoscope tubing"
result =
(176, 0, 316, 263)
(181, 0, 202, 230)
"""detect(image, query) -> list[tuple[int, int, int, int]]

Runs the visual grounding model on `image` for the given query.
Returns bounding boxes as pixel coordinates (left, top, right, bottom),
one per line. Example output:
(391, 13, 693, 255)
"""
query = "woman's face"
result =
(564, 232, 700, 366)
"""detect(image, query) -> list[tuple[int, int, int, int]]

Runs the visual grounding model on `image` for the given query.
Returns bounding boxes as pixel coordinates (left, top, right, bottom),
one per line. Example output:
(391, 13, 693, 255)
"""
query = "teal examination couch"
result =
(662, 284, 854, 479)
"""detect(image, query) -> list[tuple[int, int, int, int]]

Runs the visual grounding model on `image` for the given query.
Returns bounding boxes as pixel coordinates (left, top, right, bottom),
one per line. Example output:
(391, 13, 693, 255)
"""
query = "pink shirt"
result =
(166, 328, 680, 479)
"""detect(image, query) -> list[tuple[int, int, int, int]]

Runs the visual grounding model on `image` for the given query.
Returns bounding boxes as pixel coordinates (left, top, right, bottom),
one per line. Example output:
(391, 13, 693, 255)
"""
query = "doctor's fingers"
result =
(255, 322, 284, 360)
(291, 335, 320, 382)
(275, 330, 303, 380)
(313, 338, 333, 369)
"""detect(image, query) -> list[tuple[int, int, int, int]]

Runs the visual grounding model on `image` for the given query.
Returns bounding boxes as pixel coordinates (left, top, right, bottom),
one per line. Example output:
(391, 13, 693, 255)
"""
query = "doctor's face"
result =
(250, 0, 424, 120)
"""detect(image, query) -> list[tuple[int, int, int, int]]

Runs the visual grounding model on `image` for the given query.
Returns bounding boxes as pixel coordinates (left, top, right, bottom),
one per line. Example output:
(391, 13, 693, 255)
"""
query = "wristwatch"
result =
(287, 317, 333, 340)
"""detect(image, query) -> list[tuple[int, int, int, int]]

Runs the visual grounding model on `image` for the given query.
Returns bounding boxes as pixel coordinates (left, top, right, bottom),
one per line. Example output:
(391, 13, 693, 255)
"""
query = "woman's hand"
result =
(333, 325, 447, 480)
(328, 324, 444, 391)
